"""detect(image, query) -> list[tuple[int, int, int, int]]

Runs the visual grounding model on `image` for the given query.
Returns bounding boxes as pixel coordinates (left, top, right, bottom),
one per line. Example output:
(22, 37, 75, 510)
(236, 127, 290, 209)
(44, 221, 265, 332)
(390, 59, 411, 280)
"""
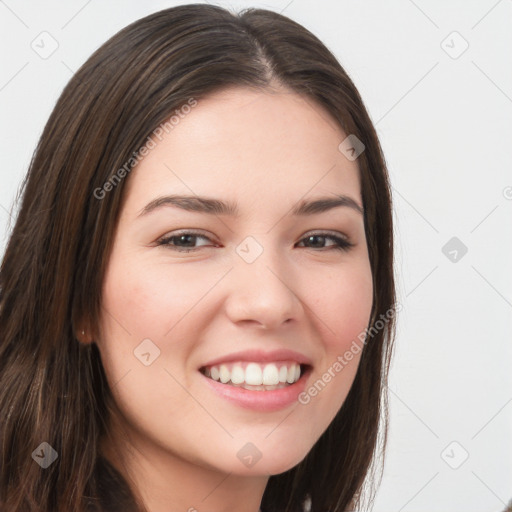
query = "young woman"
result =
(0, 4, 396, 511)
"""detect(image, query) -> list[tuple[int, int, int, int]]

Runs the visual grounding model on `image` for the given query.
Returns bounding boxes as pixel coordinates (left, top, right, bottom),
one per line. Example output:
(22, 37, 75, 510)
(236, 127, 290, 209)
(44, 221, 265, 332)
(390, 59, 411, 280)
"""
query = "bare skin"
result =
(84, 85, 373, 512)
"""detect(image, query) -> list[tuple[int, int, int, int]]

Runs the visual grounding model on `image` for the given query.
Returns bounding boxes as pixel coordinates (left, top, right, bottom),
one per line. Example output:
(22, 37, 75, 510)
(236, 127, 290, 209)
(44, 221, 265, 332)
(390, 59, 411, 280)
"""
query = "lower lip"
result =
(200, 367, 311, 412)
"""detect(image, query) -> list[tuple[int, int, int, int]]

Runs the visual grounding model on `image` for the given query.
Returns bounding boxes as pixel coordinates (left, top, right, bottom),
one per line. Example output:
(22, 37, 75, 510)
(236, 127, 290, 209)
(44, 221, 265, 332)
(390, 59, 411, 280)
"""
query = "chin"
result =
(228, 445, 310, 477)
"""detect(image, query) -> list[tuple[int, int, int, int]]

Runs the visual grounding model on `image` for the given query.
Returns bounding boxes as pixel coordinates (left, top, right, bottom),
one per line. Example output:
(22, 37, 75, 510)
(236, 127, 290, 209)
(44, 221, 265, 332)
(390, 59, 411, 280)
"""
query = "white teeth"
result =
(219, 364, 230, 384)
(203, 361, 303, 387)
(231, 365, 245, 384)
(245, 363, 263, 385)
(262, 363, 279, 385)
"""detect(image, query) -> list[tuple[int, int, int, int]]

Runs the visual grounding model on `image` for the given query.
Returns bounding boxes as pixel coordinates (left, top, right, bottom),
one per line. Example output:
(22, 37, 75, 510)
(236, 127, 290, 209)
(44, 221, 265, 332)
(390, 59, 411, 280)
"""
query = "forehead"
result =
(122, 87, 362, 215)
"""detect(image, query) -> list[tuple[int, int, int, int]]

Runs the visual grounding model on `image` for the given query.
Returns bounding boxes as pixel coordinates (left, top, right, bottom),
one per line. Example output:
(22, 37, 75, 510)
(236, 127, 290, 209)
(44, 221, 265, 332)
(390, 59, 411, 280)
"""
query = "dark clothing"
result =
(86, 456, 139, 512)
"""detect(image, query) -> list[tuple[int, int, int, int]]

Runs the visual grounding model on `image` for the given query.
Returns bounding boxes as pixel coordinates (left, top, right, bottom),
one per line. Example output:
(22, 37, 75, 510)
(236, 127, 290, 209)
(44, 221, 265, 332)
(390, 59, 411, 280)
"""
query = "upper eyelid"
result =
(158, 230, 212, 242)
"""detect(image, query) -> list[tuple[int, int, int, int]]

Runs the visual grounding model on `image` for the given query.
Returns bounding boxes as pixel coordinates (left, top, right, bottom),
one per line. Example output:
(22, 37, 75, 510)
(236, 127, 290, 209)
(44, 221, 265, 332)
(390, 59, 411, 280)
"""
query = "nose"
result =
(223, 244, 303, 330)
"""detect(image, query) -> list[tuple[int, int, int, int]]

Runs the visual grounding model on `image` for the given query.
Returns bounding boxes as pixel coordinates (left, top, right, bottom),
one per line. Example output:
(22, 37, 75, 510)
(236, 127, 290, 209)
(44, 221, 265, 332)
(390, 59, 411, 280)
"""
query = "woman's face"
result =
(97, 86, 373, 477)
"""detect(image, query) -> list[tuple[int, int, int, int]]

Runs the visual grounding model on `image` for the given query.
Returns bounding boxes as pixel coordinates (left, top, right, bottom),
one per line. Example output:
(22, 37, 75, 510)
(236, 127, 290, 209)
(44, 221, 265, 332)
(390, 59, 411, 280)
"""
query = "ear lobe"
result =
(77, 328, 93, 344)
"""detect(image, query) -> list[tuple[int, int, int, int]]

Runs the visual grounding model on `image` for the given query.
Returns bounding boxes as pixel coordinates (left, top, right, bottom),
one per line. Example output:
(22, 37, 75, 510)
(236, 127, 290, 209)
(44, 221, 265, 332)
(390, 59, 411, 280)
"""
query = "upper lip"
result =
(199, 349, 313, 369)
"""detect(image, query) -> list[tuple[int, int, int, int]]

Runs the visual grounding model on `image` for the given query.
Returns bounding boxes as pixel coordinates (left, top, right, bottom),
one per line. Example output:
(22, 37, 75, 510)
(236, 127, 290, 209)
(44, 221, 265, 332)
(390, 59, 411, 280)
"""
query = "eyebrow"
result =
(137, 194, 364, 218)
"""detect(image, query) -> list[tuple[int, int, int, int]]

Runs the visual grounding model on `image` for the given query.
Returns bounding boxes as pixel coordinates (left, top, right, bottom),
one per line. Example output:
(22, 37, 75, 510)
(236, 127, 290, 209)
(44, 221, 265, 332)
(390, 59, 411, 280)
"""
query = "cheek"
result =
(298, 259, 373, 416)
(97, 255, 218, 392)
(316, 259, 373, 351)
(97, 257, 202, 430)
(100, 255, 203, 339)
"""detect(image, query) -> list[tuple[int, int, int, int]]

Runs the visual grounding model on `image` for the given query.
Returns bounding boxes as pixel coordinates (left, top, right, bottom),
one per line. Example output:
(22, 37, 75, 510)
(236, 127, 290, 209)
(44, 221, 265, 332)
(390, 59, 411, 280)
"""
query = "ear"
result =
(76, 326, 93, 345)
(74, 312, 95, 345)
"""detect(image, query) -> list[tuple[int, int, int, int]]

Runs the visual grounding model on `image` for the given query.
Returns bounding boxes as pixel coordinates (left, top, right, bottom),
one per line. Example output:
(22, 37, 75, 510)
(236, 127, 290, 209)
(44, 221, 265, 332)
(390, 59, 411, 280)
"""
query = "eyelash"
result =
(156, 231, 354, 253)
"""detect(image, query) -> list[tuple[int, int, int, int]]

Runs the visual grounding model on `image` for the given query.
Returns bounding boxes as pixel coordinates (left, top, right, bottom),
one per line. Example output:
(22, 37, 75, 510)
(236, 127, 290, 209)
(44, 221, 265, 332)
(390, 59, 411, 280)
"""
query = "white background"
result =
(1, 1, 511, 511)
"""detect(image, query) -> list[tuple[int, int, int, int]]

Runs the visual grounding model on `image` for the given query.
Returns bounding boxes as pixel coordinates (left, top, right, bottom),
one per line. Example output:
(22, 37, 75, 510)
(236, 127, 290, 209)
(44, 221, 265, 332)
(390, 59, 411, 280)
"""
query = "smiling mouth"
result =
(199, 361, 311, 391)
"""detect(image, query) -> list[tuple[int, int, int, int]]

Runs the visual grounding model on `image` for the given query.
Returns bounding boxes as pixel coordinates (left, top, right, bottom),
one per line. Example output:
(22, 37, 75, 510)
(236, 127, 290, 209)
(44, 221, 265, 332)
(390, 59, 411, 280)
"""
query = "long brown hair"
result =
(0, 4, 396, 511)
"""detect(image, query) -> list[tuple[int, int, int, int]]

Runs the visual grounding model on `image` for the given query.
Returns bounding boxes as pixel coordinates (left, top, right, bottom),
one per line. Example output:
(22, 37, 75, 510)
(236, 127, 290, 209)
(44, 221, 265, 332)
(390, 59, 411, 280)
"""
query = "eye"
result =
(296, 232, 354, 252)
(156, 231, 214, 252)
(156, 230, 354, 253)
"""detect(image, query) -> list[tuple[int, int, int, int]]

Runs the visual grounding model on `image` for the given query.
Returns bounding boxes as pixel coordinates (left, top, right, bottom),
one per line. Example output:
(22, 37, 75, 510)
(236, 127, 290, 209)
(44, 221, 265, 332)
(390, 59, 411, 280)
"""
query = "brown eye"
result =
(297, 233, 354, 251)
(156, 232, 214, 252)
